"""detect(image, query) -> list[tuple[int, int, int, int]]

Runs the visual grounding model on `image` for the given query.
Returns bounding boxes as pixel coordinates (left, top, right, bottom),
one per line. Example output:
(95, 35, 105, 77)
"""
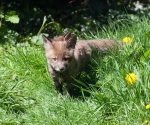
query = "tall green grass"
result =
(0, 17, 150, 124)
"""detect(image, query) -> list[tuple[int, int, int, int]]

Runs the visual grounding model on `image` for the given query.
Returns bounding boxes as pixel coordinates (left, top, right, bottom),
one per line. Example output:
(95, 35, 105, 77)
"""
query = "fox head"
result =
(42, 32, 77, 72)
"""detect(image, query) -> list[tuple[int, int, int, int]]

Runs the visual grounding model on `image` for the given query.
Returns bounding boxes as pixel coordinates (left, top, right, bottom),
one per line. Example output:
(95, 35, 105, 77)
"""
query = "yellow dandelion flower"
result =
(146, 104, 150, 109)
(122, 37, 132, 43)
(142, 120, 148, 125)
(125, 73, 137, 84)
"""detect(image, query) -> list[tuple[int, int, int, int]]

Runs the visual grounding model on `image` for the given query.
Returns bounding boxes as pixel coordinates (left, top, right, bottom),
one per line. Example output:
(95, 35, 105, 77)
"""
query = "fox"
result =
(42, 32, 123, 96)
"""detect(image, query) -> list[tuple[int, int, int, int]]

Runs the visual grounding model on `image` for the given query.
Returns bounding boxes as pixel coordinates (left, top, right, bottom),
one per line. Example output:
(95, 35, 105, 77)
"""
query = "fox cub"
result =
(42, 32, 122, 96)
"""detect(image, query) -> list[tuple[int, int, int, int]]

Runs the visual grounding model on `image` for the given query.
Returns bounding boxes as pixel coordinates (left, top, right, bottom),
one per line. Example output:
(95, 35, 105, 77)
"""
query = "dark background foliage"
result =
(0, 0, 150, 43)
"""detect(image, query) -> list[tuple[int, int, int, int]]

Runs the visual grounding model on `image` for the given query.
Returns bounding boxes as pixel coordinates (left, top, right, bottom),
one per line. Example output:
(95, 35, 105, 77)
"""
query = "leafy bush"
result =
(0, 10, 19, 44)
(0, 0, 149, 42)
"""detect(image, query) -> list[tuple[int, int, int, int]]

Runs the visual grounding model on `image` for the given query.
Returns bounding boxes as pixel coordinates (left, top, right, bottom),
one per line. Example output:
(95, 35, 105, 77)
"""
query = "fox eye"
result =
(63, 57, 69, 61)
(52, 58, 57, 61)
(63, 57, 71, 61)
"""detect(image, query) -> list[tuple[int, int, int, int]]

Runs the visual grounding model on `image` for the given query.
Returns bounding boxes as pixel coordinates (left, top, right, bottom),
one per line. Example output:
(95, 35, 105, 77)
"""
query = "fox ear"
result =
(64, 32, 77, 49)
(64, 32, 72, 41)
(42, 35, 53, 50)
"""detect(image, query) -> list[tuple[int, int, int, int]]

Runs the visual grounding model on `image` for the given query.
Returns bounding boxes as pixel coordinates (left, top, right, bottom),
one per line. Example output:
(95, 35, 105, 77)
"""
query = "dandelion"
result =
(125, 73, 137, 84)
(146, 104, 150, 109)
(142, 120, 148, 125)
(122, 37, 132, 43)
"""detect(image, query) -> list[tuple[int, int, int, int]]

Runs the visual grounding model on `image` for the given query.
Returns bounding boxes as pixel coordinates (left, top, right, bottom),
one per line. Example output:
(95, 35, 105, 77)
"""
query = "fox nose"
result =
(60, 67, 65, 71)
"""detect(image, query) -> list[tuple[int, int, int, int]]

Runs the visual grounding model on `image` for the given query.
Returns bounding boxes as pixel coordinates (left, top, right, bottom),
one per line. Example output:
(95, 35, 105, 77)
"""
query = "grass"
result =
(0, 17, 150, 125)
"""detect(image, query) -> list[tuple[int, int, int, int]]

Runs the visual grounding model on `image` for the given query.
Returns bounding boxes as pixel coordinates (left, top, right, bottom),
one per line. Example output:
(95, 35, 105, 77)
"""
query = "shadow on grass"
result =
(68, 48, 117, 99)
(71, 50, 103, 99)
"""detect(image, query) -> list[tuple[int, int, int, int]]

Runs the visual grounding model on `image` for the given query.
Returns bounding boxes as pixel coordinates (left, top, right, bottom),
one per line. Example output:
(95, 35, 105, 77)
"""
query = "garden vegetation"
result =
(0, 0, 150, 124)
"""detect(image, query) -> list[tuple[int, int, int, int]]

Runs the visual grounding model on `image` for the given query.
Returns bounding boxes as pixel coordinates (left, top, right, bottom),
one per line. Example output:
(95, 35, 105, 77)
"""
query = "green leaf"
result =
(146, 31, 150, 37)
(140, 49, 150, 61)
(31, 34, 43, 45)
(5, 15, 19, 24)
(5, 11, 20, 24)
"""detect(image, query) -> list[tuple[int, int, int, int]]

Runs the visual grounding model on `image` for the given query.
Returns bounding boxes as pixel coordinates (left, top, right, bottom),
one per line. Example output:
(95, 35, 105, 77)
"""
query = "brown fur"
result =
(42, 32, 123, 96)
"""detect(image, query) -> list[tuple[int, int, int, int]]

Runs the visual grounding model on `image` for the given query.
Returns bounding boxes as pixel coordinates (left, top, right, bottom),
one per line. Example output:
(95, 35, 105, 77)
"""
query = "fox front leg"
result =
(53, 79, 63, 94)
(66, 83, 74, 96)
